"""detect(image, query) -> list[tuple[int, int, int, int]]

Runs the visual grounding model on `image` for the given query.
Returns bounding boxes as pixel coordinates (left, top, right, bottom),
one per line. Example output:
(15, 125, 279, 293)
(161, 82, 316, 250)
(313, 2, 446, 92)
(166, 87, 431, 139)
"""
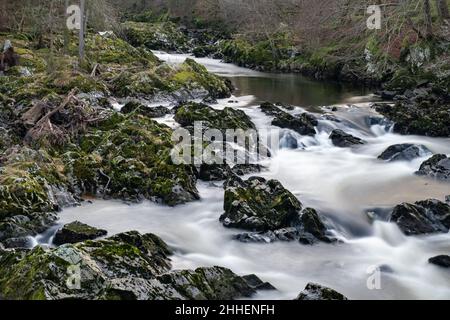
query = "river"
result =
(36, 52, 450, 300)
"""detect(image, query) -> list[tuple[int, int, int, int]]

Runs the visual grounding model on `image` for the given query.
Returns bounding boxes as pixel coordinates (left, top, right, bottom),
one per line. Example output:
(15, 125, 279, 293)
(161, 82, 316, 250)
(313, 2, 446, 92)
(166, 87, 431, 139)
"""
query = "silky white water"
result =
(50, 53, 450, 300)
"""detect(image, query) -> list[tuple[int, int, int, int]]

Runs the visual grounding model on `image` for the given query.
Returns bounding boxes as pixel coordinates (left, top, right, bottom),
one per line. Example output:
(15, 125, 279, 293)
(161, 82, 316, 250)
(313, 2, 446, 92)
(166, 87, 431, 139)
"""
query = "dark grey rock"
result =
(329, 129, 365, 148)
(416, 154, 450, 181)
(2, 237, 32, 249)
(260, 102, 317, 136)
(378, 144, 431, 162)
(221, 176, 334, 244)
(53, 221, 107, 245)
(242, 274, 277, 291)
(429, 255, 450, 268)
(389, 199, 450, 235)
(295, 283, 348, 300)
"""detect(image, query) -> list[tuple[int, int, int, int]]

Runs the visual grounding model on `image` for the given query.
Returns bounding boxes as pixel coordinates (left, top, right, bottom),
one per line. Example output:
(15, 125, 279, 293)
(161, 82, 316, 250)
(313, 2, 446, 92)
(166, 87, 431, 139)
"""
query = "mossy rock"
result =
(0, 148, 67, 219)
(53, 221, 107, 245)
(174, 101, 255, 132)
(122, 21, 189, 52)
(221, 176, 333, 244)
(0, 231, 261, 300)
(65, 113, 199, 205)
(85, 33, 160, 67)
(171, 59, 232, 99)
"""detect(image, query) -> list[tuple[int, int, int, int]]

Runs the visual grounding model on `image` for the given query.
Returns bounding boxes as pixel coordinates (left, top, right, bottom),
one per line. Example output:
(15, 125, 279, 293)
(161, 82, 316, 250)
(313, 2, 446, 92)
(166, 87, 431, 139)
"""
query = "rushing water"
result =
(40, 53, 450, 300)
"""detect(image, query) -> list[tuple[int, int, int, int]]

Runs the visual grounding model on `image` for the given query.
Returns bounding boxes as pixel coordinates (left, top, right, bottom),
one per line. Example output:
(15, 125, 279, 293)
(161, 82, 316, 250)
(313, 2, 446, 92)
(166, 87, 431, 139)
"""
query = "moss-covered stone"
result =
(0, 231, 264, 300)
(220, 175, 334, 244)
(0, 148, 66, 219)
(171, 59, 232, 99)
(53, 221, 107, 245)
(122, 21, 189, 52)
(65, 113, 199, 205)
(174, 101, 255, 132)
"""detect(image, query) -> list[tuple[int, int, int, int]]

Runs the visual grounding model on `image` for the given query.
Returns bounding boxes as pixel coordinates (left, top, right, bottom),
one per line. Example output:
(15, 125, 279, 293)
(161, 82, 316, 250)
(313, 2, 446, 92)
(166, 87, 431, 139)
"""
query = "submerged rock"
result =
(428, 255, 450, 268)
(259, 102, 317, 136)
(295, 283, 348, 300)
(279, 131, 299, 149)
(0, 231, 266, 300)
(329, 129, 365, 148)
(416, 154, 450, 181)
(221, 176, 334, 244)
(378, 144, 431, 162)
(53, 221, 107, 245)
(389, 199, 450, 235)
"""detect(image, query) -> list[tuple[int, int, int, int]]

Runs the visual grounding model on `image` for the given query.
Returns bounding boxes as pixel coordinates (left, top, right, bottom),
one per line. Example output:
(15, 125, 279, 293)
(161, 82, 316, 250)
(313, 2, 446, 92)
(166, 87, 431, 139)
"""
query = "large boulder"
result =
(378, 144, 431, 162)
(416, 154, 450, 182)
(220, 176, 334, 244)
(0, 231, 268, 300)
(375, 100, 450, 137)
(53, 221, 107, 245)
(389, 199, 450, 235)
(295, 283, 348, 300)
(329, 129, 365, 148)
(174, 102, 255, 132)
(259, 102, 317, 136)
(66, 113, 199, 206)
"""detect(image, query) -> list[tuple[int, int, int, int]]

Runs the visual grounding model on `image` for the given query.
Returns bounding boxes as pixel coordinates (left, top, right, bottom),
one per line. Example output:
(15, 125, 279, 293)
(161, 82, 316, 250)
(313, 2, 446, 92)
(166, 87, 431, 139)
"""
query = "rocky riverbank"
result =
(1, 16, 450, 300)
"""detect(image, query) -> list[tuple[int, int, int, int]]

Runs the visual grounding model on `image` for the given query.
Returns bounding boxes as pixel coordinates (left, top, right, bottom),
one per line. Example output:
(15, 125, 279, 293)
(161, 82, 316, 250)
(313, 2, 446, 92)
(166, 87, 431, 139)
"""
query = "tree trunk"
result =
(436, 0, 450, 20)
(64, 0, 69, 54)
(79, 0, 85, 62)
(424, 0, 433, 38)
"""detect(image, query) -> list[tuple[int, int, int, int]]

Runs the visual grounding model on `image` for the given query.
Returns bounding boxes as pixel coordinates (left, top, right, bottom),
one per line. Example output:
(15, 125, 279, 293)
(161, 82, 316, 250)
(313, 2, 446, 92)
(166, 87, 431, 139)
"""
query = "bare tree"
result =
(436, 0, 450, 20)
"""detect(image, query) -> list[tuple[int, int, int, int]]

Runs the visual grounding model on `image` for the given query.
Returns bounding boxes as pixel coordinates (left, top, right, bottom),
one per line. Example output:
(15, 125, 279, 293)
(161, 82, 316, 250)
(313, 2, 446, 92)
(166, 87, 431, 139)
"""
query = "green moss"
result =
(121, 21, 188, 52)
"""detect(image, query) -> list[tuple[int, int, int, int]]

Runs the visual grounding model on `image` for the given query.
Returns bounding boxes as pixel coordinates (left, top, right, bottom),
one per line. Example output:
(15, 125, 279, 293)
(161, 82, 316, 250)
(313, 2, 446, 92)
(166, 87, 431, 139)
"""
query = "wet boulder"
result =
(158, 267, 259, 300)
(197, 164, 264, 182)
(53, 221, 108, 245)
(121, 101, 170, 118)
(231, 164, 264, 176)
(295, 283, 348, 300)
(221, 176, 334, 244)
(0, 212, 57, 244)
(329, 129, 365, 148)
(259, 102, 317, 136)
(428, 255, 450, 268)
(197, 164, 232, 181)
(0, 231, 265, 300)
(68, 113, 199, 206)
(174, 102, 255, 132)
(242, 274, 277, 291)
(416, 154, 450, 182)
(389, 199, 450, 235)
(378, 144, 431, 162)
(374, 100, 450, 137)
